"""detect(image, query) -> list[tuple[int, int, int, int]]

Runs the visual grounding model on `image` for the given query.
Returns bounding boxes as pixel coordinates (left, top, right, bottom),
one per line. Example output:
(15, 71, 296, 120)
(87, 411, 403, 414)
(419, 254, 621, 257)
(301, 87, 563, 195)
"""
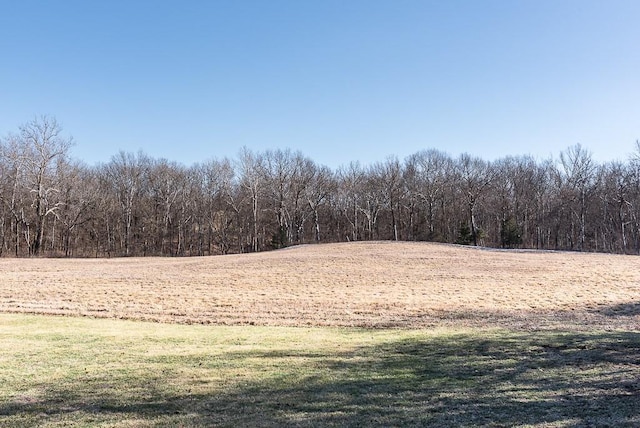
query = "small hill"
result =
(0, 241, 638, 329)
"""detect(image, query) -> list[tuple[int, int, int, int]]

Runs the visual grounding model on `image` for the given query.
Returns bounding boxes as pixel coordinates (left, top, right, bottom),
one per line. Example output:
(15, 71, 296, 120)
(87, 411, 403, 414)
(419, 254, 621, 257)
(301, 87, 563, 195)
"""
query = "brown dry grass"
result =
(1, 241, 638, 330)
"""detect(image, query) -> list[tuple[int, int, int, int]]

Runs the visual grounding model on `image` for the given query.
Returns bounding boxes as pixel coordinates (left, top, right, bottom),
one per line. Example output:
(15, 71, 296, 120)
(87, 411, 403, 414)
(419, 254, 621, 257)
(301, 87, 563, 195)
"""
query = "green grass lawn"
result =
(0, 314, 638, 427)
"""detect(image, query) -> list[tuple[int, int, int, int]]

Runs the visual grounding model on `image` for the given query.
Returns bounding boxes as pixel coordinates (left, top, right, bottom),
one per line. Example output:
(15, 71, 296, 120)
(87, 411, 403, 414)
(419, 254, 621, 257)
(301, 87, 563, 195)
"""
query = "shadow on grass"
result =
(598, 302, 640, 317)
(1, 331, 639, 427)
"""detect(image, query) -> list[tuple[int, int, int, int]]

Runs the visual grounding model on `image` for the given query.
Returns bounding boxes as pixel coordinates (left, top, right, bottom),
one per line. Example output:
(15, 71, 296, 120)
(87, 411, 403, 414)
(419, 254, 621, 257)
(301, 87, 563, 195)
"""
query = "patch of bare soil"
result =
(0, 242, 638, 330)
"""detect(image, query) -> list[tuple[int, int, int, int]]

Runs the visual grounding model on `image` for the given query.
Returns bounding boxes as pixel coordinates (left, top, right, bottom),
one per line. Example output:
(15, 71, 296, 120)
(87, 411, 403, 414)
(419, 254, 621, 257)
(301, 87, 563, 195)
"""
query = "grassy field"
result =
(0, 242, 638, 330)
(0, 242, 639, 426)
(1, 314, 638, 427)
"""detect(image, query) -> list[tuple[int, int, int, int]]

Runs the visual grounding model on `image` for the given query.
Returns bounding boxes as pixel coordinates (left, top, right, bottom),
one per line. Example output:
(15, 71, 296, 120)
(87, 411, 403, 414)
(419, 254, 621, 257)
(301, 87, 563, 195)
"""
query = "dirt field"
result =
(0, 241, 638, 330)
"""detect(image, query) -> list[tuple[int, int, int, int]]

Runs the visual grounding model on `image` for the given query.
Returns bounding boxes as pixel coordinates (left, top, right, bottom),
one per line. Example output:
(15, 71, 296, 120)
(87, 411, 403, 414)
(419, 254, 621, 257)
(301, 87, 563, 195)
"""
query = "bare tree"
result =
(263, 149, 295, 248)
(305, 164, 335, 243)
(54, 159, 98, 256)
(405, 149, 452, 241)
(196, 158, 237, 254)
(558, 144, 596, 250)
(237, 147, 265, 252)
(16, 117, 73, 255)
(455, 154, 496, 246)
(336, 162, 366, 241)
(103, 151, 150, 256)
(0, 134, 28, 255)
(373, 156, 404, 241)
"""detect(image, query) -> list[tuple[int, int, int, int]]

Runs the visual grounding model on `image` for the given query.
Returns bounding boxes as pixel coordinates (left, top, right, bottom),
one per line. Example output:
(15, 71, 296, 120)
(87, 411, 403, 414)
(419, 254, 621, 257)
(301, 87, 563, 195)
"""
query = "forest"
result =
(1, 116, 639, 257)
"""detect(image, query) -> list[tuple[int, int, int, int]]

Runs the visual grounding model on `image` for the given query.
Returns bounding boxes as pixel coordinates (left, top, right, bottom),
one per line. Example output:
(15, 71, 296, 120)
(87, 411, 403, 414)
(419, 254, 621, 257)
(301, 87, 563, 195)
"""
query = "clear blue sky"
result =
(1, 0, 639, 168)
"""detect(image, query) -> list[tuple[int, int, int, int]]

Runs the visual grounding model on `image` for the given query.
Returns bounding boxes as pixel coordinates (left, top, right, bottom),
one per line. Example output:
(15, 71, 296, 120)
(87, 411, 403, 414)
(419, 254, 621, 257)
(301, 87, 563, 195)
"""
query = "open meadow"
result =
(1, 241, 639, 330)
(0, 242, 639, 426)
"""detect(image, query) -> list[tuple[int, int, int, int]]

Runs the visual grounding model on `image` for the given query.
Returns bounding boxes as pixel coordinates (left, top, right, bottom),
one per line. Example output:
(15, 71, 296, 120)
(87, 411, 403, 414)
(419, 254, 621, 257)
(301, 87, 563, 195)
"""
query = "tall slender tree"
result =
(17, 117, 73, 255)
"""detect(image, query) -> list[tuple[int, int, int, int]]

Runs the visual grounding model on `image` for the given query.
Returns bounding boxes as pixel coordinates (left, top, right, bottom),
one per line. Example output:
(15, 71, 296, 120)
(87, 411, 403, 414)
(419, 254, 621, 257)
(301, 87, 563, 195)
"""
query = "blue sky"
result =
(1, 0, 639, 168)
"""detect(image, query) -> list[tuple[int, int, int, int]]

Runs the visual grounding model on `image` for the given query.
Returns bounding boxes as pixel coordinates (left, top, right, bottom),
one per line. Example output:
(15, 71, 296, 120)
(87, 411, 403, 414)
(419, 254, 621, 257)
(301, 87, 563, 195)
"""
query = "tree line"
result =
(1, 116, 640, 257)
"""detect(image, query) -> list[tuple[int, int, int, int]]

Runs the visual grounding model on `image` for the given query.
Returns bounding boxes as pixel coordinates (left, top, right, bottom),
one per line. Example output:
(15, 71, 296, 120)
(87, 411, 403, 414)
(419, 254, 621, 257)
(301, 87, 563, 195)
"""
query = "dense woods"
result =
(1, 116, 640, 257)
